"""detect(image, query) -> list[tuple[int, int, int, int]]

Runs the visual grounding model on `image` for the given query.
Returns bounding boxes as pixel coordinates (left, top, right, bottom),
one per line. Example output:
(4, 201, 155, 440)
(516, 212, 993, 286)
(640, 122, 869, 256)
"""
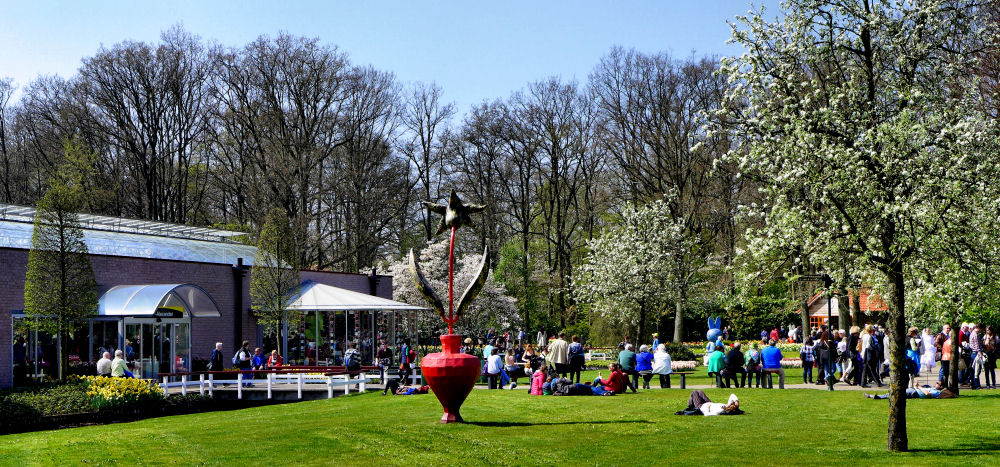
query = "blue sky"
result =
(1, 0, 779, 116)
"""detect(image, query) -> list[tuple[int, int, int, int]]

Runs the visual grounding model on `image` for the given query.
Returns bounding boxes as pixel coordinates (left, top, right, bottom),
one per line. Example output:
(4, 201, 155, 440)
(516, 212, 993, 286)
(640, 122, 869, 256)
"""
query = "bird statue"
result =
(410, 190, 489, 335)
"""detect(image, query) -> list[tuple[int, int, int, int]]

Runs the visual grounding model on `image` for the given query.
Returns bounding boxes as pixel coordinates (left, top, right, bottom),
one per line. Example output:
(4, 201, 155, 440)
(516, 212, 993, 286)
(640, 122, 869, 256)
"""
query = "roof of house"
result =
(802, 288, 889, 313)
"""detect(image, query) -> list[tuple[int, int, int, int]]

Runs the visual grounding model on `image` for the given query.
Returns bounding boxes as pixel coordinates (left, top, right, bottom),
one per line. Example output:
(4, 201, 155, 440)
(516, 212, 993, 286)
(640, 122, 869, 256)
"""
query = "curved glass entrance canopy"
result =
(98, 284, 222, 317)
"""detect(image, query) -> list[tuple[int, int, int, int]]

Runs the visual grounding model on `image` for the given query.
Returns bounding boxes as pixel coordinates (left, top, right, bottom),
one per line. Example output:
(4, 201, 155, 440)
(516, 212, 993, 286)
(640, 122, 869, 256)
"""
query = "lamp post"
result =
(822, 273, 834, 391)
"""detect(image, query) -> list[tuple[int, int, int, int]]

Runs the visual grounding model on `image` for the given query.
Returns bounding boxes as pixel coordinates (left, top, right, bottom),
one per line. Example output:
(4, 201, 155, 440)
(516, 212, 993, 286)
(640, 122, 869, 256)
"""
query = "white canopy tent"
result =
(285, 280, 426, 312)
(281, 280, 426, 365)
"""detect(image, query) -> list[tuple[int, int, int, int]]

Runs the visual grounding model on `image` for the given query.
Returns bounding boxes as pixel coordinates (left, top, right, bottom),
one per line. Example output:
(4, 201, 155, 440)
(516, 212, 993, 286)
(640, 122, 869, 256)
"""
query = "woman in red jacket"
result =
(592, 362, 626, 395)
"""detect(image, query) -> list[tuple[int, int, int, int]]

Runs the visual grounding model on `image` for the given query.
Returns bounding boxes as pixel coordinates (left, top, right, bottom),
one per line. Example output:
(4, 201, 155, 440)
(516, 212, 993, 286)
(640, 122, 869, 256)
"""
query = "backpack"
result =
(232, 350, 242, 366)
(345, 351, 361, 371)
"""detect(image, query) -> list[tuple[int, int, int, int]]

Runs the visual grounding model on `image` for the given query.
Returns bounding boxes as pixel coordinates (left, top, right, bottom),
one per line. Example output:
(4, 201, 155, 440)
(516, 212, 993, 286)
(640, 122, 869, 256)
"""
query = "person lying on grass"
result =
(864, 380, 957, 400)
(674, 390, 743, 416)
(382, 378, 429, 395)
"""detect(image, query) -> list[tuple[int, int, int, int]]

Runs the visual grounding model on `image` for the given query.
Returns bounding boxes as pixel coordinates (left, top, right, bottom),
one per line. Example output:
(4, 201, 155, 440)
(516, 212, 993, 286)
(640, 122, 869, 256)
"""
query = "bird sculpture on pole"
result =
(409, 190, 489, 335)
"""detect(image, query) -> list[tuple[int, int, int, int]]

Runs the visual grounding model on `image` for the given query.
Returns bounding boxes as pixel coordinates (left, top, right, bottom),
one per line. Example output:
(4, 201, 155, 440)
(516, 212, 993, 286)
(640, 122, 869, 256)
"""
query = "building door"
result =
(123, 318, 191, 379)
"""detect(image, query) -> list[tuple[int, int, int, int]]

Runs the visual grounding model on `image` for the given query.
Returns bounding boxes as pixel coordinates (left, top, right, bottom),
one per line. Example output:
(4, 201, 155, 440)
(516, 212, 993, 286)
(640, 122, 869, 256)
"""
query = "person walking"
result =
(983, 326, 997, 389)
(861, 325, 882, 388)
(547, 332, 570, 378)
(970, 323, 985, 389)
(486, 347, 503, 389)
(376, 340, 393, 385)
(399, 339, 415, 385)
(652, 344, 672, 388)
(207, 342, 224, 371)
(567, 335, 586, 383)
(920, 327, 936, 377)
(906, 327, 922, 388)
(801, 337, 815, 384)
(235, 341, 253, 387)
(935, 324, 951, 382)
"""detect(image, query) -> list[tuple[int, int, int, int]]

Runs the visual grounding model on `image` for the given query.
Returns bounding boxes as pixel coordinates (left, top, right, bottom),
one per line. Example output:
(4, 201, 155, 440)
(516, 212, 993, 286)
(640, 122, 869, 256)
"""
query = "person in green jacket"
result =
(707, 346, 727, 387)
(618, 344, 638, 393)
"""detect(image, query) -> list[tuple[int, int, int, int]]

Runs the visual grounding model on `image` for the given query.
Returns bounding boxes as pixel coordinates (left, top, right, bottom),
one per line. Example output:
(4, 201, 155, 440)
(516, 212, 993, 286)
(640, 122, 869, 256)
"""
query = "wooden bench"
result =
(662, 371, 693, 389)
(762, 368, 785, 389)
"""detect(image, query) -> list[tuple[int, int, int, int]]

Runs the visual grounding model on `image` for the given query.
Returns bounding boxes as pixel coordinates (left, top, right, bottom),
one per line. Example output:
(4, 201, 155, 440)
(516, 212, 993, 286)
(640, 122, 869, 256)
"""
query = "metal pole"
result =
(315, 310, 320, 365)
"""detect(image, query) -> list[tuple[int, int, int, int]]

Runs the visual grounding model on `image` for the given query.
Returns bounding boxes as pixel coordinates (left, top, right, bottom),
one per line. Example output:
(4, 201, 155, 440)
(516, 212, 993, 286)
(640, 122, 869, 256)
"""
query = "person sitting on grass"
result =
(592, 362, 627, 395)
(864, 380, 956, 400)
(674, 390, 743, 416)
(707, 344, 726, 387)
(761, 339, 785, 389)
(530, 363, 547, 395)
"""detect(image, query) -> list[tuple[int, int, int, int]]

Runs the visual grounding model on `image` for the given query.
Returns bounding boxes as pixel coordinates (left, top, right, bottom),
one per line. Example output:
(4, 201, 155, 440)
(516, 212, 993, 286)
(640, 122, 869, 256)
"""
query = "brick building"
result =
(1, 204, 395, 388)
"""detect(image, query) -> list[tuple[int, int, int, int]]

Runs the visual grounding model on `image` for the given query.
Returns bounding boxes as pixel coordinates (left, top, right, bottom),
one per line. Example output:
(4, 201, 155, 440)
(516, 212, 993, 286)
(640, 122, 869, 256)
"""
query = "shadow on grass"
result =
(909, 436, 1000, 456)
(466, 419, 651, 427)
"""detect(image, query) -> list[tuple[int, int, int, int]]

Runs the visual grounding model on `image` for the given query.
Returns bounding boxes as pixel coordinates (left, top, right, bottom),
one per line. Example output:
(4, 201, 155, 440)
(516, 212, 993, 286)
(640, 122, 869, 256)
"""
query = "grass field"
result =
(1, 381, 999, 466)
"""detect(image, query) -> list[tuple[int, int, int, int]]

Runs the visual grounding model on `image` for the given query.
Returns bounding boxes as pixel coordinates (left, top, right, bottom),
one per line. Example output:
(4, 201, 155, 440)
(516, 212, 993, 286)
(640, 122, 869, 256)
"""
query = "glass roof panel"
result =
(0, 220, 257, 266)
(98, 284, 221, 317)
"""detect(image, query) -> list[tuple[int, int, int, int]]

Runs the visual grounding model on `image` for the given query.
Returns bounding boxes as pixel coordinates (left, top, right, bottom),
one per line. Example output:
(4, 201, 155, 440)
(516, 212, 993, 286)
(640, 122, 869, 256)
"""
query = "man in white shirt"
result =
(548, 332, 570, 377)
(96, 351, 112, 377)
(486, 347, 503, 389)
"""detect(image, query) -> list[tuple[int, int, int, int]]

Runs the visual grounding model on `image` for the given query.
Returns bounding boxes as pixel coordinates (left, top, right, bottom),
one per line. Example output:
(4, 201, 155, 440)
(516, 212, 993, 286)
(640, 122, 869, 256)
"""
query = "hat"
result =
(652, 333, 658, 337)
(464, 338, 473, 344)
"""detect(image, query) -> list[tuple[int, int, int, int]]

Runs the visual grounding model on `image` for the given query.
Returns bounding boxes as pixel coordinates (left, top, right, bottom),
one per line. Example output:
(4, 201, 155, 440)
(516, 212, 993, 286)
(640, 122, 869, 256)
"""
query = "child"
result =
(530, 363, 547, 395)
(801, 337, 815, 383)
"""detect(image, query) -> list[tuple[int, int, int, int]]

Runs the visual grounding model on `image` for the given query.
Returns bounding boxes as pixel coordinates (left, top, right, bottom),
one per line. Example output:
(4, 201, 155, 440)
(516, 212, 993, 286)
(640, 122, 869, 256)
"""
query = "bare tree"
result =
(401, 82, 454, 241)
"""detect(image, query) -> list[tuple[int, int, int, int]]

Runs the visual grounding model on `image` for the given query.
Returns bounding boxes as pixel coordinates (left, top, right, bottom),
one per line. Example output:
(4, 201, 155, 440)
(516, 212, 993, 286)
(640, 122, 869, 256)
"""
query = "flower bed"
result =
(83, 376, 165, 411)
(1, 378, 211, 434)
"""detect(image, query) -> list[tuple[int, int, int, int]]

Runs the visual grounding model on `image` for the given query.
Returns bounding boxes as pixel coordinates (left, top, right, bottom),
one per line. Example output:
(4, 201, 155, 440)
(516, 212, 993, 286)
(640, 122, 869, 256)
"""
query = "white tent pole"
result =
(315, 310, 320, 365)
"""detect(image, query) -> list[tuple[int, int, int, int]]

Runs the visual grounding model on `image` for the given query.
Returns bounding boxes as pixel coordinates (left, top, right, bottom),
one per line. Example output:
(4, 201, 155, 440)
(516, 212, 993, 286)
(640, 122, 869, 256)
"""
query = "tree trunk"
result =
(57, 325, 64, 381)
(851, 290, 862, 326)
(801, 297, 810, 338)
(885, 262, 908, 452)
(637, 302, 647, 351)
(837, 285, 852, 331)
(673, 298, 684, 344)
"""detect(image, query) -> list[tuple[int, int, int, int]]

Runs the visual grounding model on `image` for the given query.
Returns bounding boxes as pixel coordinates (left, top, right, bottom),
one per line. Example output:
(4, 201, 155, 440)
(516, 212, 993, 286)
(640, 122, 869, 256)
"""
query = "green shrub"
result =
(662, 343, 696, 361)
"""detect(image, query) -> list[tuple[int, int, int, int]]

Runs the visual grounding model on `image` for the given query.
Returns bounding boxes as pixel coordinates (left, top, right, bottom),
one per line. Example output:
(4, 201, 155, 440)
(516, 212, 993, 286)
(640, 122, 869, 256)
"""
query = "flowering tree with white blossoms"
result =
(383, 236, 519, 338)
(574, 198, 695, 345)
(721, 0, 1000, 452)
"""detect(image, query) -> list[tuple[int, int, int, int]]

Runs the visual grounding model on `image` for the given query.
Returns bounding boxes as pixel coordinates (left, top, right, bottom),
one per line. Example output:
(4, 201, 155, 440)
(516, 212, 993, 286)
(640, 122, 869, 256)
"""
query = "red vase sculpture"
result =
(409, 191, 491, 423)
(421, 334, 480, 423)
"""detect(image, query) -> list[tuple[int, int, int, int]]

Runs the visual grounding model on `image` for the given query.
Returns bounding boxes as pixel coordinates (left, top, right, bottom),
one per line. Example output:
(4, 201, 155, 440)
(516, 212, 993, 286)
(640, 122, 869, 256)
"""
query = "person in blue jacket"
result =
(761, 339, 785, 389)
(635, 345, 655, 389)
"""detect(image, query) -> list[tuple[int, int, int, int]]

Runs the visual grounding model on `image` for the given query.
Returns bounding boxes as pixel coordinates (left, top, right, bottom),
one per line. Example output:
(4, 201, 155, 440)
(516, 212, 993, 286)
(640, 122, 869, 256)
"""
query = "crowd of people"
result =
(710, 322, 999, 391)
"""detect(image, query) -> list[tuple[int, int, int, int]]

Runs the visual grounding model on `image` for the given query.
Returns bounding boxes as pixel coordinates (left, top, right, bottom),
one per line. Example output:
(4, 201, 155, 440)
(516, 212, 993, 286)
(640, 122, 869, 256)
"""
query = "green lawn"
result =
(1, 385, 999, 466)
